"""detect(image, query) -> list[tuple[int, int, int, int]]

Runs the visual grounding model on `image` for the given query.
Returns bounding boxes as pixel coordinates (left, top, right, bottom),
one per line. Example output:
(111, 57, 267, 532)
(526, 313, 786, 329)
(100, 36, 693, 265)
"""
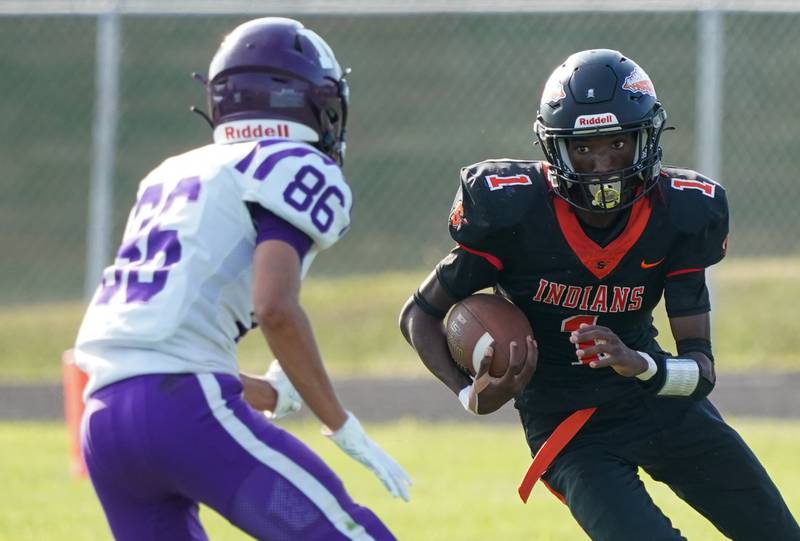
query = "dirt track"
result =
(2, 372, 799, 422)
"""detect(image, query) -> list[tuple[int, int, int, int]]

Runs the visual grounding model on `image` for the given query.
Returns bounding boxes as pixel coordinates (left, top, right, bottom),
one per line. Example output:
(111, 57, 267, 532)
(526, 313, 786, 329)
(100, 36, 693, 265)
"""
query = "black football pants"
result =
(524, 396, 800, 541)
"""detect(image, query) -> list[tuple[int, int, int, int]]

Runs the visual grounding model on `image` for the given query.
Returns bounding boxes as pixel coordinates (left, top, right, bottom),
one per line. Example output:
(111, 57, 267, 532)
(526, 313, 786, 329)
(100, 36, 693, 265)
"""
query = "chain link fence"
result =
(1, 9, 799, 305)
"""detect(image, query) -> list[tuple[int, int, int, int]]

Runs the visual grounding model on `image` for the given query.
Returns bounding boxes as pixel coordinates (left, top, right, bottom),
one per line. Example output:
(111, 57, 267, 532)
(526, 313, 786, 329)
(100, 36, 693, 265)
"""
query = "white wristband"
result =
(635, 352, 658, 381)
(657, 358, 700, 396)
(458, 386, 476, 415)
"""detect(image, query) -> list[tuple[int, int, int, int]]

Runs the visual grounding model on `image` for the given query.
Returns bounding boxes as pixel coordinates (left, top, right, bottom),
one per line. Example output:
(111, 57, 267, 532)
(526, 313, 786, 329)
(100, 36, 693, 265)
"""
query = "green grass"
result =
(0, 418, 797, 540)
(1, 259, 799, 383)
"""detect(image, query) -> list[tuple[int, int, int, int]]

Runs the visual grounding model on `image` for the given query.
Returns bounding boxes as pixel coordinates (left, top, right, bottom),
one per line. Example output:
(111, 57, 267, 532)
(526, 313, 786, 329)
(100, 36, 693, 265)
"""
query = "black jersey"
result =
(436, 159, 729, 414)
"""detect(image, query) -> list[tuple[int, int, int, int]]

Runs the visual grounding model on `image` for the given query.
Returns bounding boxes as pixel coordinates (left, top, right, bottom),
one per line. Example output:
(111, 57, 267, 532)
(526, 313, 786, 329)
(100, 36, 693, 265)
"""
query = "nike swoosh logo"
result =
(641, 258, 665, 269)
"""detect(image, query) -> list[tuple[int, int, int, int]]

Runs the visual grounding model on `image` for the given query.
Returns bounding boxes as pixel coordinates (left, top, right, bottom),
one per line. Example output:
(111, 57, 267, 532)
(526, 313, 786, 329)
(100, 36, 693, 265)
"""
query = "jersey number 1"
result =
(561, 315, 599, 365)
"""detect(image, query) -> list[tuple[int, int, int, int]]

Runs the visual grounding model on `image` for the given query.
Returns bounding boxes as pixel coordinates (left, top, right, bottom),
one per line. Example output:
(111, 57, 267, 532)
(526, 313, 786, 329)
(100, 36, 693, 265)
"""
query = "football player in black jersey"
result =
(400, 49, 799, 540)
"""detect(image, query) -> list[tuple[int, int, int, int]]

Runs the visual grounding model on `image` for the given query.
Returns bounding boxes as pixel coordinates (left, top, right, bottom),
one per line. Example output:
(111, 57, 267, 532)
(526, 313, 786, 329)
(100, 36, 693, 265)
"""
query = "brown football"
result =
(445, 293, 534, 377)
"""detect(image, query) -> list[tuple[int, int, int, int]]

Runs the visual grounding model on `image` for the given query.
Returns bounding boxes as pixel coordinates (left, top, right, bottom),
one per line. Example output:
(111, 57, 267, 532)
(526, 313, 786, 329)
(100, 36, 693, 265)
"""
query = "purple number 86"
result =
(283, 165, 345, 233)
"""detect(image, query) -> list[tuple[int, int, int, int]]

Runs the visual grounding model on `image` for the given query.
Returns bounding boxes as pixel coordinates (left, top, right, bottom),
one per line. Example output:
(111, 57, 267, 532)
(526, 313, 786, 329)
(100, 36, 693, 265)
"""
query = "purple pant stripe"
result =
(82, 373, 394, 540)
(203, 374, 393, 540)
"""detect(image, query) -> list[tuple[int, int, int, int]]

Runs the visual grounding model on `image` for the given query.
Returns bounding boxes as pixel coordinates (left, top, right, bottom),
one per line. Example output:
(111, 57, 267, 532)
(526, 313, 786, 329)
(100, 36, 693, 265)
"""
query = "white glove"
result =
(323, 412, 412, 501)
(263, 360, 302, 419)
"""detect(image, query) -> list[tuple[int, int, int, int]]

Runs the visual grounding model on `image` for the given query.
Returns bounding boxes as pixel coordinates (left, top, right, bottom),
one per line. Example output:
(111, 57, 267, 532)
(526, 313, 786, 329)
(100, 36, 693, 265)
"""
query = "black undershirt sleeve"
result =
(663, 269, 710, 318)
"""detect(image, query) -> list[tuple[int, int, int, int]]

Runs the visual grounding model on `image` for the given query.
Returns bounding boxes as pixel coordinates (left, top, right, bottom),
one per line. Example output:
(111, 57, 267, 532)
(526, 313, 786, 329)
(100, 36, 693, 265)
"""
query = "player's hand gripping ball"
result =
(446, 294, 533, 377)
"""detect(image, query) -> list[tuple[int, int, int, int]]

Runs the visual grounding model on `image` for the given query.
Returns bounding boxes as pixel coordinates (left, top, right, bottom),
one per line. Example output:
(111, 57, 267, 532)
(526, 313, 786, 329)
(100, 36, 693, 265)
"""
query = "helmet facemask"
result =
(536, 108, 666, 213)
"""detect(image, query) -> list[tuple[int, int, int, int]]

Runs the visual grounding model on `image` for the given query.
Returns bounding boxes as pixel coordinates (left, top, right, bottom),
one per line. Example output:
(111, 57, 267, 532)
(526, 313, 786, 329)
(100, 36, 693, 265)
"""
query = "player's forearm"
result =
(400, 298, 471, 395)
(258, 303, 348, 430)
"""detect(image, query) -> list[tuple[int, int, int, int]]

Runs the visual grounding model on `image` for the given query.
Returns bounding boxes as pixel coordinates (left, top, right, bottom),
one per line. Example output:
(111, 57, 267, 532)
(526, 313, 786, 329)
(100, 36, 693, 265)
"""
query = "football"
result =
(445, 293, 533, 377)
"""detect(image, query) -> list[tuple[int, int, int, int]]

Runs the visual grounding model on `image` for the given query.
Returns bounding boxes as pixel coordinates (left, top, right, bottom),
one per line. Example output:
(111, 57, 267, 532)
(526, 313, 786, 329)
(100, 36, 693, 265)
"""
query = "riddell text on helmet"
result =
(224, 123, 290, 140)
(574, 113, 619, 128)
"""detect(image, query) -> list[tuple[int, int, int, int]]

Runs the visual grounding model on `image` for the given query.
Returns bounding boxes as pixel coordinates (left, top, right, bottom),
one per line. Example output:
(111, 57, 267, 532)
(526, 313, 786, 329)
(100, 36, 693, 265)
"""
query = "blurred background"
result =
(1, 0, 798, 380)
(1, 2, 798, 540)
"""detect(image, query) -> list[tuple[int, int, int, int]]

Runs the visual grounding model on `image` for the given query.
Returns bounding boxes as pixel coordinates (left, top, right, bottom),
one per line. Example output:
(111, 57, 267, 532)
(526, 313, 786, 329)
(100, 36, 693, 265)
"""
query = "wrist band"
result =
(657, 358, 700, 396)
(412, 290, 448, 319)
(635, 352, 658, 381)
(458, 386, 476, 414)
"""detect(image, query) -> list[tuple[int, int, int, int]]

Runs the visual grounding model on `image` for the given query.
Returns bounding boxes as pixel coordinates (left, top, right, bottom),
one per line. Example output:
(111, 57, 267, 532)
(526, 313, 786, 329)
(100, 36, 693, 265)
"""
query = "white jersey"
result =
(74, 138, 351, 396)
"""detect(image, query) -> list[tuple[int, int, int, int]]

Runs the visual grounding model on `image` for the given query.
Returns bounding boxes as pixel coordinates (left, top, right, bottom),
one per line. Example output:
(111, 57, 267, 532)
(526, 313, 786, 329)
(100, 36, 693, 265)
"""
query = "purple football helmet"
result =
(206, 18, 350, 164)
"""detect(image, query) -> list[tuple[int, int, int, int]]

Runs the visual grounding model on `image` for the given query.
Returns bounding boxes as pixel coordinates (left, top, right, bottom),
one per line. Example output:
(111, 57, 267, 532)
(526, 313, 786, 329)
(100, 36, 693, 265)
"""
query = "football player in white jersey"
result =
(74, 18, 409, 541)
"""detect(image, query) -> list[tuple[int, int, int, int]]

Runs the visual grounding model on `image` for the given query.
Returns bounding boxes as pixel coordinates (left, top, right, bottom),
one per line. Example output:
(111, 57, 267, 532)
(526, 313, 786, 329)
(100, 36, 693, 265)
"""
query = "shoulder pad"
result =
(228, 140, 352, 250)
(660, 167, 729, 268)
(449, 159, 547, 247)
(660, 167, 728, 235)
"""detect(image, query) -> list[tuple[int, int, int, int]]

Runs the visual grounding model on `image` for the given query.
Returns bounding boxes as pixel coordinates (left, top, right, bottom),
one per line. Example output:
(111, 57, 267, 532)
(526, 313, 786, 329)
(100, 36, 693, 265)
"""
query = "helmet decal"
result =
(622, 66, 657, 97)
(542, 74, 567, 104)
(213, 119, 319, 144)
(574, 113, 619, 129)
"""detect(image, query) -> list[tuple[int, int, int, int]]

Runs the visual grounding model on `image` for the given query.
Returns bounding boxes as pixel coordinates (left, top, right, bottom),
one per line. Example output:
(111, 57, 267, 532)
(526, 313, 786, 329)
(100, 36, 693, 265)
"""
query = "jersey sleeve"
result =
(437, 159, 542, 300)
(435, 246, 501, 301)
(248, 203, 313, 259)
(448, 159, 539, 251)
(665, 170, 729, 275)
(234, 142, 352, 252)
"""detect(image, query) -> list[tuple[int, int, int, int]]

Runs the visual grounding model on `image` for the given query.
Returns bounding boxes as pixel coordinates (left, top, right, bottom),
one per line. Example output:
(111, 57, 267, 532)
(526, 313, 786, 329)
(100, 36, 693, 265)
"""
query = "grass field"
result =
(0, 418, 797, 541)
(1, 259, 798, 383)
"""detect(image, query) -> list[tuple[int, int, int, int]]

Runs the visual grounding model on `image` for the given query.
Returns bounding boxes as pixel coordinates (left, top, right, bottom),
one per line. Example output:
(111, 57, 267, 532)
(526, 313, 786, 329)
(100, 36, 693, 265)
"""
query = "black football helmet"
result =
(205, 18, 350, 164)
(534, 49, 667, 212)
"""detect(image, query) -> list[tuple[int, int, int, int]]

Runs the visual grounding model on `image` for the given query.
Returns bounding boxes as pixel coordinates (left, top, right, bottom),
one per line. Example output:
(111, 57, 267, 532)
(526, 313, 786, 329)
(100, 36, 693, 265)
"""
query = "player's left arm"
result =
(572, 312, 715, 399)
(666, 311, 715, 398)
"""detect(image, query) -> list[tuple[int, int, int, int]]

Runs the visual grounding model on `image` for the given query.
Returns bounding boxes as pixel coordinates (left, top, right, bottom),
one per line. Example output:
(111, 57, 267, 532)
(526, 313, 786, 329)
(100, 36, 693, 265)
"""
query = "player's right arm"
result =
(400, 268, 535, 415)
(400, 161, 538, 414)
(399, 271, 471, 396)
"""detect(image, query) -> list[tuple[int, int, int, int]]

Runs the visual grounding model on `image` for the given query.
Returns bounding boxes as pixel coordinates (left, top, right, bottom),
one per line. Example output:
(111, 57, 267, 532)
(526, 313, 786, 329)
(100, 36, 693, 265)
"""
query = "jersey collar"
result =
(553, 195, 652, 280)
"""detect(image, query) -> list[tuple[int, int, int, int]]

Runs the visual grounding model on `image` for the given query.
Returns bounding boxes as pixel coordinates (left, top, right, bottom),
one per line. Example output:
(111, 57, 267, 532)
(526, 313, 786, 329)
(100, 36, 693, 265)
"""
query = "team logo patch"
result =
(486, 174, 533, 191)
(449, 200, 467, 230)
(622, 66, 657, 97)
(574, 113, 619, 129)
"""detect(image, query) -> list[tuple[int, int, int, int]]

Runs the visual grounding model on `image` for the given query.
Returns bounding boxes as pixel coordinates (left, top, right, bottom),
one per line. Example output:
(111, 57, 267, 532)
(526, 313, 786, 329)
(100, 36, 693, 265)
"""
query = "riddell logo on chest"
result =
(574, 113, 619, 128)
